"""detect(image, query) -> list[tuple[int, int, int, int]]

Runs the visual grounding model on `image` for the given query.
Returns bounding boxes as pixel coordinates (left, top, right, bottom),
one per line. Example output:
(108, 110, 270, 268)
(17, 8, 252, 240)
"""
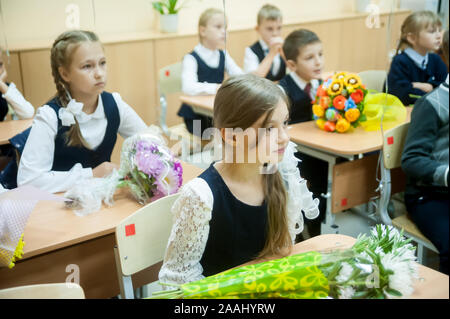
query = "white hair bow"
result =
(58, 99, 84, 126)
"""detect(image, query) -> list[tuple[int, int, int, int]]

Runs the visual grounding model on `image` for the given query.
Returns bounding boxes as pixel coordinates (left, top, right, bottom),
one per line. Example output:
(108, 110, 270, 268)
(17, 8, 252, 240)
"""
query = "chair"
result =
(157, 63, 203, 159)
(379, 122, 438, 264)
(0, 283, 85, 299)
(358, 70, 387, 92)
(114, 193, 180, 299)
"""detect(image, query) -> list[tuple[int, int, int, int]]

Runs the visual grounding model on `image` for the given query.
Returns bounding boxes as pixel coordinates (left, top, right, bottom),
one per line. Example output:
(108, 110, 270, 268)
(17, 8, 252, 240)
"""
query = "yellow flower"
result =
(346, 85, 355, 94)
(345, 108, 360, 122)
(332, 72, 348, 83)
(316, 118, 326, 130)
(336, 118, 351, 133)
(327, 80, 343, 96)
(312, 104, 325, 117)
(344, 74, 362, 89)
(8, 234, 25, 269)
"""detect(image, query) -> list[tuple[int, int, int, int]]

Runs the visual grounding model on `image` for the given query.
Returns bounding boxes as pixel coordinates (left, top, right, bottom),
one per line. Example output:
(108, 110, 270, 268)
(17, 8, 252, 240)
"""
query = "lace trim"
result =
(158, 178, 213, 286)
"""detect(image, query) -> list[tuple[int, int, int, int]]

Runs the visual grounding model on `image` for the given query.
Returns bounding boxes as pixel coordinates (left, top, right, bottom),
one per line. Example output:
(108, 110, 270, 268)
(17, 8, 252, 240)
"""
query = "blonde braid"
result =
(50, 30, 99, 148)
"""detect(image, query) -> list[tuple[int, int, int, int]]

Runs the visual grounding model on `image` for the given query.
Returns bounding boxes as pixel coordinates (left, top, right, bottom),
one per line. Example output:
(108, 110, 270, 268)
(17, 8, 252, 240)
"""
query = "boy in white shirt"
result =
(243, 4, 286, 82)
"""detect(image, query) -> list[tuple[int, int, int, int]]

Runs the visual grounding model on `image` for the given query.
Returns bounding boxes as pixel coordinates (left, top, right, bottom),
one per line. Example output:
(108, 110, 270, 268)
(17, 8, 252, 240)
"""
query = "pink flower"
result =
(135, 151, 164, 178)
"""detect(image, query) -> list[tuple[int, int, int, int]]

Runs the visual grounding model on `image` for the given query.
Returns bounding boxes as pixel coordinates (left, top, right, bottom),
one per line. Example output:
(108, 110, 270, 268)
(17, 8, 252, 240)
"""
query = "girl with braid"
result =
(159, 74, 320, 285)
(15, 30, 147, 193)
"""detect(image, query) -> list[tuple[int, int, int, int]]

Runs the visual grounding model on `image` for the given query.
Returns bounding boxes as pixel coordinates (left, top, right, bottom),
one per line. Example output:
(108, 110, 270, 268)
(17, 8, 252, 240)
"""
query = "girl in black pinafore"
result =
(159, 74, 320, 285)
(178, 8, 243, 137)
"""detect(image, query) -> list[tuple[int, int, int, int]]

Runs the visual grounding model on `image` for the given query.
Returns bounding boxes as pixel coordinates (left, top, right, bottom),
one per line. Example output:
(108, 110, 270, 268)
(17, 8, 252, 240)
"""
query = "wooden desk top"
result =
(246, 234, 448, 299)
(290, 108, 412, 156)
(0, 119, 33, 145)
(22, 161, 203, 259)
(179, 95, 215, 114)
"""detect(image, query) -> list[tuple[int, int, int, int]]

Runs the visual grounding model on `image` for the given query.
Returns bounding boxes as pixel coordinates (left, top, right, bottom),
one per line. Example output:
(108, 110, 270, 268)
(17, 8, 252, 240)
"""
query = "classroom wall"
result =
(1, 0, 401, 49)
(1, 1, 410, 164)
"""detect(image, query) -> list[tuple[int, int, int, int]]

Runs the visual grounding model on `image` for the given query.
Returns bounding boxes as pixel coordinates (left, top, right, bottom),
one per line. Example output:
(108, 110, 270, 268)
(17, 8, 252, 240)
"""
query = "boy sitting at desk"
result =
(278, 29, 328, 238)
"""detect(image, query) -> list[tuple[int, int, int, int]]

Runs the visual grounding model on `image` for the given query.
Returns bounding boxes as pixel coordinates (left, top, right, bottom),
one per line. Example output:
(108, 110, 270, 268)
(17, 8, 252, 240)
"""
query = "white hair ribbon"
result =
(58, 99, 84, 127)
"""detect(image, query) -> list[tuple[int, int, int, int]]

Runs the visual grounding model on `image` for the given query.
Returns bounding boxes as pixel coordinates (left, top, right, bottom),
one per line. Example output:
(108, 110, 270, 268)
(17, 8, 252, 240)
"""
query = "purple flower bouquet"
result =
(117, 135, 183, 204)
(64, 126, 183, 215)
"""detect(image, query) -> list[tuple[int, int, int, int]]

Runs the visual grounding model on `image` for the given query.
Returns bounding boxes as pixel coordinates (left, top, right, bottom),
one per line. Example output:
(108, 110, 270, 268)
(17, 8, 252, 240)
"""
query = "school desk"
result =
(0, 119, 33, 145)
(0, 161, 203, 299)
(289, 108, 412, 234)
(243, 234, 448, 299)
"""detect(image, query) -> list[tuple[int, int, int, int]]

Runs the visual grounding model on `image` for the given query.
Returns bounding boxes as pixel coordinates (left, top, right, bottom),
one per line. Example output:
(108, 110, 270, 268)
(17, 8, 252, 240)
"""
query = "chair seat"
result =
(392, 214, 437, 250)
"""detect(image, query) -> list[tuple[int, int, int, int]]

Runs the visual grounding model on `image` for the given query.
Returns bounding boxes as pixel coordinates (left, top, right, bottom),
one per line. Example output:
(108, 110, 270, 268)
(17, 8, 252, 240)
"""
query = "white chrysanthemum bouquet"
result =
(150, 225, 418, 299)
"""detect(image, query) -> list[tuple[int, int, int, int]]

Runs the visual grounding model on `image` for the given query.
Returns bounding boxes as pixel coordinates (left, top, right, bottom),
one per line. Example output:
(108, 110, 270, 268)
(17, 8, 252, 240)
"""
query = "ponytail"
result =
(258, 171, 291, 259)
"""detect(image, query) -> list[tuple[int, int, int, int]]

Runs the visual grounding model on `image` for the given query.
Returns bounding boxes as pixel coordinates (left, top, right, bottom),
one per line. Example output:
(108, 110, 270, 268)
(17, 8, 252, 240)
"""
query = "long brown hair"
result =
(214, 74, 292, 259)
(396, 11, 442, 54)
(50, 30, 100, 148)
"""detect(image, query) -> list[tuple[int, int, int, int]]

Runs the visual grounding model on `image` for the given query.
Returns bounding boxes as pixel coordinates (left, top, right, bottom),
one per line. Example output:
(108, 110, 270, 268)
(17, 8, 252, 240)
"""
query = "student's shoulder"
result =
(428, 52, 447, 68)
(278, 74, 291, 87)
(391, 52, 413, 66)
(178, 177, 214, 208)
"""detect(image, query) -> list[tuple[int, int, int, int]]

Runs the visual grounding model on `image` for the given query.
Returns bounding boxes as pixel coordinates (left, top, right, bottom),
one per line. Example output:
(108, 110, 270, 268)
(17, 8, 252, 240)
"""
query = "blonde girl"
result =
(178, 8, 244, 136)
(16, 30, 147, 193)
(160, 74, 319, 285)
(387, 11, 447, 106)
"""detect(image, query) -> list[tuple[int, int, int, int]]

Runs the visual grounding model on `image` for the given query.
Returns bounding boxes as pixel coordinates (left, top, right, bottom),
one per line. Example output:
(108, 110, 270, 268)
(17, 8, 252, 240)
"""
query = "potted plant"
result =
(152, 0, 185, 33)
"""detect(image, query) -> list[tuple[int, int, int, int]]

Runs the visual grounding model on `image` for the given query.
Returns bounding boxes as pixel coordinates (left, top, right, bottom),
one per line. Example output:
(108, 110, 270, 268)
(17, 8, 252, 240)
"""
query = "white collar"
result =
(259, 39, 269, 52)
(288, 72, 318, 90)
(195, 43, 219, 56)
(75, 94, 105, 123)
(404, 47, 429, 69)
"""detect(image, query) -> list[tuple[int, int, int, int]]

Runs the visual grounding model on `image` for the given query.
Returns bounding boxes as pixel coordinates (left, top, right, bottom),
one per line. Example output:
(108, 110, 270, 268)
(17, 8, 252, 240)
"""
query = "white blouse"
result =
(17, 92, 147, 193)
(243, 39, 282, 76)
(159, 141, 320, 285)
(181, 43, 244, 95)
(1, 83, 35, 120)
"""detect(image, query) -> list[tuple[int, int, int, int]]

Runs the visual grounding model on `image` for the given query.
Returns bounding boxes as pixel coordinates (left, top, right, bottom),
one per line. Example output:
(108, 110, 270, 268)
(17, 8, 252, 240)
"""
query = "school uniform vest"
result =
(386, 52, 448, 106)
(198, 164, 268, 276)
(278, 75, 315, 124)
(0, 92, 119, 189)
(250, 41, 286, 82)
(177, 50, 225, 135)
(0, 83, 10, 121)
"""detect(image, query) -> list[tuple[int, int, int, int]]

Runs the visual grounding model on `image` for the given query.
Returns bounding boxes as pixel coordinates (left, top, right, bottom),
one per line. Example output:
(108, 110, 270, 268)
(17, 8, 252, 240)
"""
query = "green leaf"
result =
(359, 114, 367, 122)
(152, 2, 165, 14)
(352, 290, 370, 299)
(167, 0, 178, 13)
(385, 288, 402, 297)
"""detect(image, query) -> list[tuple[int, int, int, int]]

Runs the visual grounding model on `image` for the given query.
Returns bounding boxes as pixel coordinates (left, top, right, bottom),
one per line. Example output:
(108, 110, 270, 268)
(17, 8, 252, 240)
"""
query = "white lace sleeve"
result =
(159, 178, 213, 286)
(278, 142, 321, 242)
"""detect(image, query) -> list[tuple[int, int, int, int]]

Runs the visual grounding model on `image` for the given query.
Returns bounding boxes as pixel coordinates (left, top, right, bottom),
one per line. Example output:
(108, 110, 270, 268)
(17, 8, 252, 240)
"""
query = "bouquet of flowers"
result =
(65, 126, 183, 215)
(150, 225, 418, 299)
(312, 72, 368, 133)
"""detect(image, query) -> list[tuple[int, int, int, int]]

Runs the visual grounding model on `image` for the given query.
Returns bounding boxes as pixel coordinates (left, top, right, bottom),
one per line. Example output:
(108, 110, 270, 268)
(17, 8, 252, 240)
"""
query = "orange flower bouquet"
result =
(312, 72, 368, 133)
